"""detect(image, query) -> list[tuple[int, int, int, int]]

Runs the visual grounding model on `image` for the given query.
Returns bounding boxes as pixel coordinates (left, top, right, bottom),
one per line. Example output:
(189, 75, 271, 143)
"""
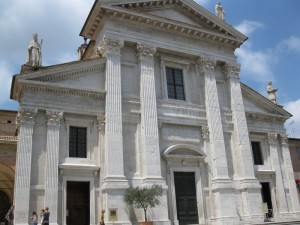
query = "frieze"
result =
(0, 136, 18, 144)
(16, 108, 37, 125)
(46, 111, 63, 126)
(162, 125, 200, 142)
(157, 100, 206, 118)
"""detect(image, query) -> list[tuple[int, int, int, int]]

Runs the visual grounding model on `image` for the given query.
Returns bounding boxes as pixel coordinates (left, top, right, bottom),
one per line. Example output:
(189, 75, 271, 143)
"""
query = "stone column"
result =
(224, 63, 263, 221)
(280, 134, 300, 212)
(137, 43, 162, 179)
(197, 57, 237, 222)
(99, 36, 126, 182)
(14, 108, 37, 225)
(268, 132, 289, 214)
(44, 111, 63, 225)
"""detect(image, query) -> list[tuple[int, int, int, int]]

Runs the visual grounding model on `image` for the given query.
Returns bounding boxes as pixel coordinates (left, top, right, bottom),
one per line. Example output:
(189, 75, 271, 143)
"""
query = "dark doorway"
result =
(67, 181, 90, 225)
(174, 172, 198, 225)
(0, 191, 10, 225)
(261, 182, 273, 218)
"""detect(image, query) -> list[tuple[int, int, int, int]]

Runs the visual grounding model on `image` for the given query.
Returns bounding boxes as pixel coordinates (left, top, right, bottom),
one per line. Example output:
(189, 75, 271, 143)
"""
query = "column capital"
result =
(97, 36, 124, 56)
(279, 133, 289, 146)
(201, 126, 210, 141)
(136, 43, 156, 61)
(97, 115, 105, 131)
(196, 57, 216, 73)
(46, 111, 63, 126)
(223, 63, 240, 79)
(16, 108, 37, 126)
(267, 132, 278, 145)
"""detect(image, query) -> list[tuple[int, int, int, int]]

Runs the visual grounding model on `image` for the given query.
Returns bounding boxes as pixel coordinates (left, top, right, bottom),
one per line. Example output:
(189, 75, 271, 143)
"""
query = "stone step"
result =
(253, 220, 300, 225)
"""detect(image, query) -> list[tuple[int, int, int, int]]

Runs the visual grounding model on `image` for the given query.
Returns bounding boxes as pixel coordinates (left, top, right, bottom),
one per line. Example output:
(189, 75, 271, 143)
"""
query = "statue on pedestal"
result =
(215, 2, 225, 20)
(26, 33, 42, 67)
(267, 81, 278, 104)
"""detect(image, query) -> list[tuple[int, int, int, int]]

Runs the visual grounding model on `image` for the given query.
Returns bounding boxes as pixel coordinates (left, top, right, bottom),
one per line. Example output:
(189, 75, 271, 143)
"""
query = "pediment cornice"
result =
(81, 0, 246, 49)
(13, 79, 106, 102)
(241, 83, 291, 120)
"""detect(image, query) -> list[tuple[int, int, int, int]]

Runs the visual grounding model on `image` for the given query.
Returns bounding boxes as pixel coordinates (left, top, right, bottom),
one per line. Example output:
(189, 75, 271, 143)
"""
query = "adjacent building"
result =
(9, 1, 300, 225)
(0, 110, 17, 223)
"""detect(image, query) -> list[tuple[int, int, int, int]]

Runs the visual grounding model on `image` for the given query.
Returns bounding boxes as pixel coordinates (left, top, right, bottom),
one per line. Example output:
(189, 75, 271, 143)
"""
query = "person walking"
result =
(5, 205, 14, 225)
(41, 207, 50, 225)
(30, 212, 38, 225)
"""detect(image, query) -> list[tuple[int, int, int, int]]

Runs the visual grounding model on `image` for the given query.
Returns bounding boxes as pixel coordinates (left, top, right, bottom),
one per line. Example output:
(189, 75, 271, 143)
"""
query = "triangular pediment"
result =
(241, 83, 291, 119)
(11, 58, 106, 101)
(144, 8, 200, 27)
(81, 0, 247, 47)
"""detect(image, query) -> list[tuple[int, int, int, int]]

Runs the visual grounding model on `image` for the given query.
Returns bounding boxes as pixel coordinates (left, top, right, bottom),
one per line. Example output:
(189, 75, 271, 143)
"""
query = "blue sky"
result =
(0, 0, 300, 137)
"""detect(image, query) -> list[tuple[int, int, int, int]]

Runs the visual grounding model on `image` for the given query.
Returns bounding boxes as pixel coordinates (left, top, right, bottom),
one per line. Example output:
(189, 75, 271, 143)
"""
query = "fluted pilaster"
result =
(197, 57, 229, 179)
(14, 108, 37, 225)
(137, 43, 161, 178)
(224, 63, 256, 178)
(280, 134, 300, 212)
(45, 111, 63, 225)
(267, 132, 289, 214)
(100, 36, 125, 179)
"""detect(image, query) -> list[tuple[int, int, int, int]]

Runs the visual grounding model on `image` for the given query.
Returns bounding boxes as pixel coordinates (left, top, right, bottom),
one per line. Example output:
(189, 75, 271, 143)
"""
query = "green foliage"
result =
(123, 184, 163, 221)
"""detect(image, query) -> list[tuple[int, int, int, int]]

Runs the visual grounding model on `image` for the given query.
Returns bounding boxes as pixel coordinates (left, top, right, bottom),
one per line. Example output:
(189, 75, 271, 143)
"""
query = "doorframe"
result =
(62, 174, 97, 225)
(163, 144, 207, 225)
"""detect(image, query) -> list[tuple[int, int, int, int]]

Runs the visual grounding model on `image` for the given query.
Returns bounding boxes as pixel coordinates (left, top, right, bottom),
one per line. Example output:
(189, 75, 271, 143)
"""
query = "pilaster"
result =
(45, 110, 63, 225)
(280, 134, 300, 213)
(267, 132, 289, 214)
(14, 108, 37, 225)
(100, 36, 126, 182)
(137, 43, 162, 180)
(224, 63, 263, 222)
(197, 57, 237, 223)
(197, 57, 229, 180)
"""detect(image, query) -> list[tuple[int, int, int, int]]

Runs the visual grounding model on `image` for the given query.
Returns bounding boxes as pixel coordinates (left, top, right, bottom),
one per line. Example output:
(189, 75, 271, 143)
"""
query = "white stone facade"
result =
(10, 1, 300, 225)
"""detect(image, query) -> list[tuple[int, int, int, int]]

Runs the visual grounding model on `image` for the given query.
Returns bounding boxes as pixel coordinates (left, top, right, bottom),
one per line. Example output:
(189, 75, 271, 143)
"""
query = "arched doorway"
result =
(0, 190, 10, 224)
(163, 144, 207, 225)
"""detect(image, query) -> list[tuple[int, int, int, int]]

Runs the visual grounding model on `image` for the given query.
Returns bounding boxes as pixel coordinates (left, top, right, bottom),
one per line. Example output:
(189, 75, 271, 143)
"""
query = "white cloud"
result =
(0, 0, 93, 110)
(281, 36, 300, 54)
(0, 63, 13, 104)
(235, 47, 274, 82)
(284, 99, 300, 138)
(235, 20, 264, 36)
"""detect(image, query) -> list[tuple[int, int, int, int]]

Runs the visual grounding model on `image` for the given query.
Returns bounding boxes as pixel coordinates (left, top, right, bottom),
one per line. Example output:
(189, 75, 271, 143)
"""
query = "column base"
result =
(102, 176, 129, 190)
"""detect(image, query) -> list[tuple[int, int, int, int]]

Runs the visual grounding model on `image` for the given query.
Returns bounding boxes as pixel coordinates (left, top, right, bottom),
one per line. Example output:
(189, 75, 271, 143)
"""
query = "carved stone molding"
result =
(0, 136, 18, 144)
(201, 126, 210, 140)
(97, 115, 105, 131)
(223, 63, 240, 79)
(136, 43, 156, 61)
(267, 132, 278, 145)
(46, 111, 63, 126)
(98, 36, 124, 56)
(197, 57, 216, 73)
(279, 134, 289, 146)
(16, 108, 37, 126)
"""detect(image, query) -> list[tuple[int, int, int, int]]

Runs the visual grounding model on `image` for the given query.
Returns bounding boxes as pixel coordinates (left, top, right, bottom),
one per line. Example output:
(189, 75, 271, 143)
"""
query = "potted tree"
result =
(123, 184, 163, 225)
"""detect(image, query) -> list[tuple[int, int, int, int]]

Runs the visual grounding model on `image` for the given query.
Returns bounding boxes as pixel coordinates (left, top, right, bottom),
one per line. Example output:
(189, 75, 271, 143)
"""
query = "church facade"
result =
(10, 1, 300, 225)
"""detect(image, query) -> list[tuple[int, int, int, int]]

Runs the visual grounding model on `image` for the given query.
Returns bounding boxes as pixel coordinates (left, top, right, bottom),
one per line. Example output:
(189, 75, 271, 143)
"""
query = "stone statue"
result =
(26, 33, 42, 67)
(267, 81, 278, 104)
(215, 2, 225, 20)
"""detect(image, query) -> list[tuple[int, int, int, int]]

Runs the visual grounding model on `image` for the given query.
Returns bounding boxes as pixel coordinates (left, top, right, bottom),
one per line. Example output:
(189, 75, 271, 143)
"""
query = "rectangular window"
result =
(251, 141, 263, 165)
(69, 126, 87, 158)
(166, 67, 185, 100)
